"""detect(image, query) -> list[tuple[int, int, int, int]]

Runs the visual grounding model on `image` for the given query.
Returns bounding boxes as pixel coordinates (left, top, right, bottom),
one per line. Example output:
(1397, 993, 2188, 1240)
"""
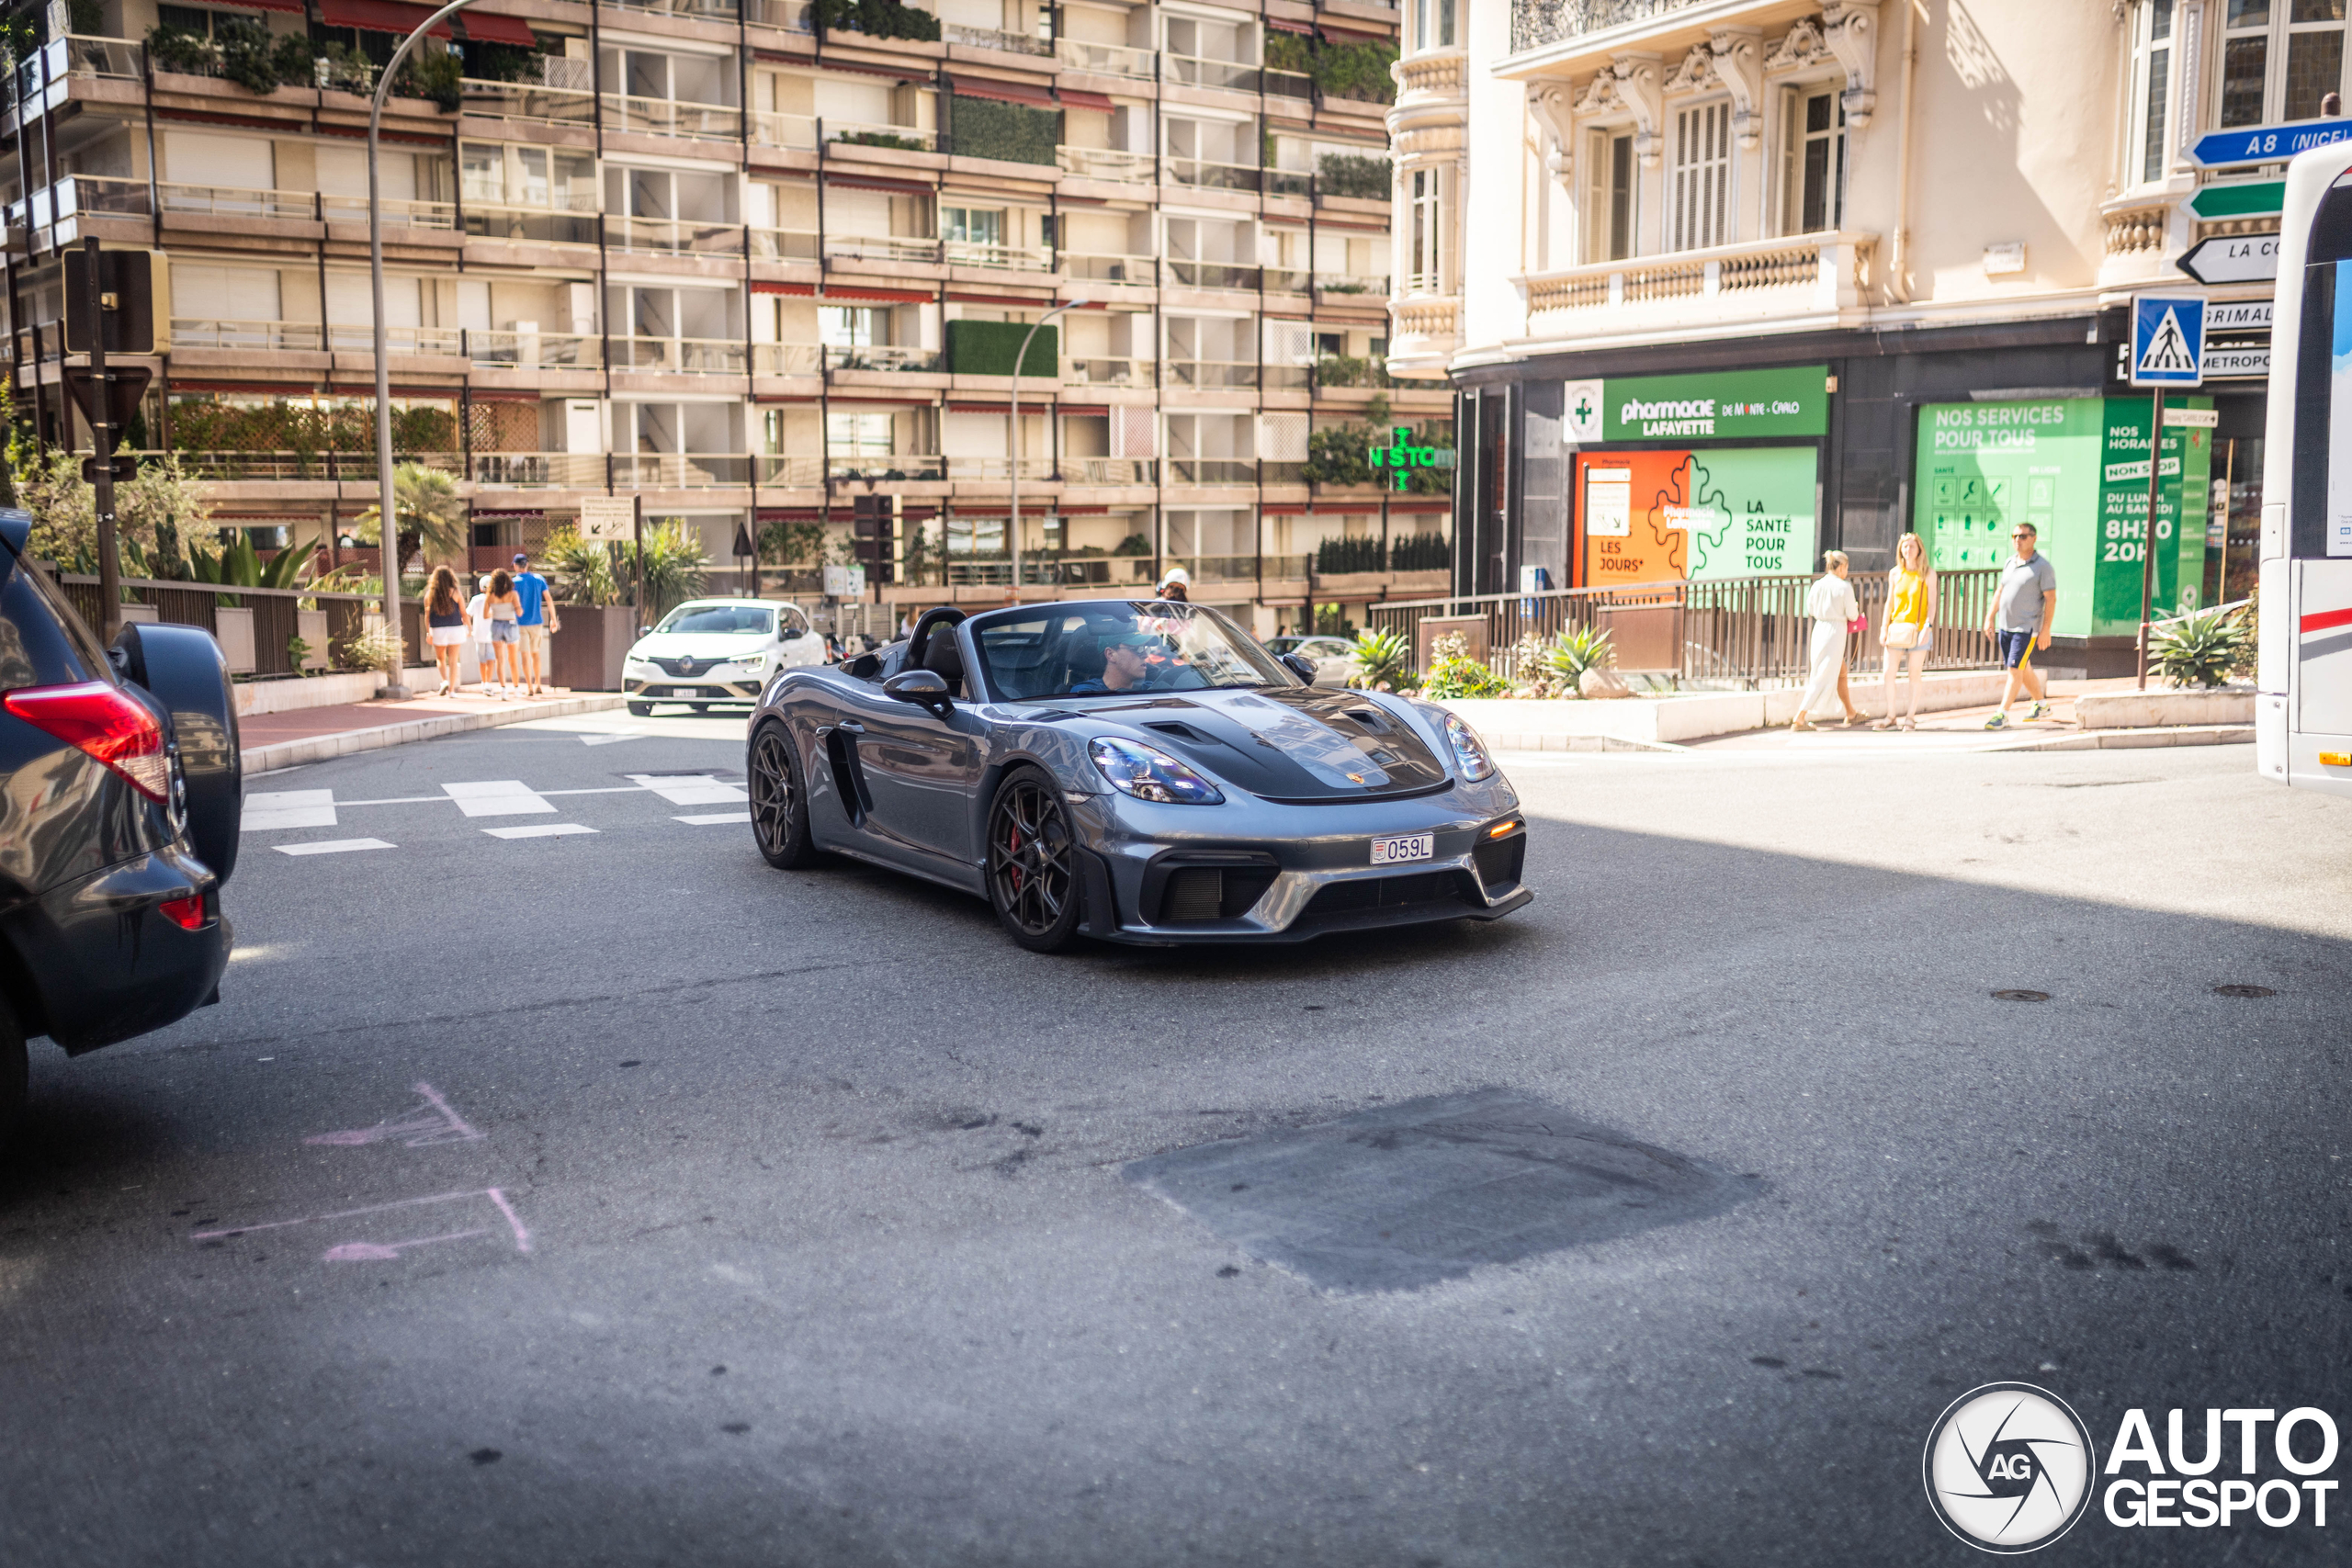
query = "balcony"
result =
(471, 452, 609, 488)
(1510, 0, 1707, 55)
(170, 320, 463, 356)
(606, 215, 745, 257)
(828, 233, 944, 265)
(1165, 260, 1260, 290)
(944, 457, 1063, 481)
(1520, 231, 1879, 341)
(467, 206, 600, 246)
(749, 227, 820, 261)
(945, 241, 1053, 273)
(752, 110, 819, 150)
(944, 22, 1053, 55)
(1167, 360, 1259, 389)
(322, 194, 456, 231)
(754, 344, 822, 375)
(825, 120, 938, 153)
(746, 0, 815, 28)
(1062, 253, 1156, 286)
(615, 453, 753, 487)
(604, 95, 744, 142)
(758, 455, 827, 486)
(605, 0, 742, 18)
(1060, 458, 1156, 484)
(1063, 356, 1155, 387)
(1057, 146, 1156, 184)
(1168, 458, 1259, 485)
(174, 450, 461, 480)
(1263, 267, 1312, 296)
(1163, 53, 1258, 94)
(825, 344, 942, 372)
(461, 80, 596, 129)
(615, 336, 750, 374)
(60, 34, 141, 81)
(1264, 68, 1313, 103)
(469, 330, 600, 368)
(1055, 38, 1155, 79)
(1164, 157, 1261, 194)
(827, 455, 947, 482)
(1316, 272, 1390, 299)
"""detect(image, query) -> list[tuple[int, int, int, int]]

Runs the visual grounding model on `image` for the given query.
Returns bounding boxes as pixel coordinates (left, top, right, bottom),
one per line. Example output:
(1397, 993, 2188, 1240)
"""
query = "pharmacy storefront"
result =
(1562, 367, 1829, 588)
(1914, 396, 2211, 648)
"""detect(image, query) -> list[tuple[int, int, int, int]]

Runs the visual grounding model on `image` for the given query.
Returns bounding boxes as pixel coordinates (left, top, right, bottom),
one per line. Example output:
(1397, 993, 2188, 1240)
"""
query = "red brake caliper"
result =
(1007, 818, 1023, 893)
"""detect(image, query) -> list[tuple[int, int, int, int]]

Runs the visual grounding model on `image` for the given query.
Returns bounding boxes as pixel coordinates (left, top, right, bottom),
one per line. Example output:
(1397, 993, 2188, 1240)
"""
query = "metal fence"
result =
(1365, 570, 2003, 686)
(55, 575, 424, 682)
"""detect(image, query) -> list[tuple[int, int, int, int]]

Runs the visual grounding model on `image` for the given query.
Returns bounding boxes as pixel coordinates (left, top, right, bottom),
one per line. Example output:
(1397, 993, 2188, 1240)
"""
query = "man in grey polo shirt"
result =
(1983, 523, 2056, 729)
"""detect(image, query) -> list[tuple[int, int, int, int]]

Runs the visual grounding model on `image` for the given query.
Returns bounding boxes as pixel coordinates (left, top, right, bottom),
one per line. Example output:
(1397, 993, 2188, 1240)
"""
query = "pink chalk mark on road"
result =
(306, 1082, 483, 1148)
(191, 1187, 533, 1264)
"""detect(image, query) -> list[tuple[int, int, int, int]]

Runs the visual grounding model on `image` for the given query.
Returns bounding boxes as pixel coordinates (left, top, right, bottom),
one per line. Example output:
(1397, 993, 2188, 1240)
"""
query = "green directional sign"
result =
(2187, 180, 2285, 220)
(1367, 425, 1455, 491)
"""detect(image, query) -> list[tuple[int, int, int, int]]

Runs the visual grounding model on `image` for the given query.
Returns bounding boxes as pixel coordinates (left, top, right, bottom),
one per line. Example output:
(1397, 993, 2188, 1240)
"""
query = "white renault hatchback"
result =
(622, 598, 824, 716)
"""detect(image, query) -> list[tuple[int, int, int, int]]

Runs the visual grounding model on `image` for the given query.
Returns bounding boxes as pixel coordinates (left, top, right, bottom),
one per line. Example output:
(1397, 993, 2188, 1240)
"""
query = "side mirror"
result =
(1278, 652, 1317, 683)
(883, 668, 952, 715)
(781, 626, 803, 640)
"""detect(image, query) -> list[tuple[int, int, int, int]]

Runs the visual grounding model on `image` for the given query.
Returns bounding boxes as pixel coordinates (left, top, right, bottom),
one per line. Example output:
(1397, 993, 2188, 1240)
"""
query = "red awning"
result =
(945, 289, 1059, 306)
(1267, 18, 1313, 32)
(825, 173, 934, 195)
(211, 0, 307, 14)
(751, 281, 814, 297)
(820, 285, 933, 302)
(459, 11, 537, 45)
(319, 0, 454, 38)
(946, 73, 1057, 108)
(822, 57, 935, 82)
(1056, 88, 1115, 113)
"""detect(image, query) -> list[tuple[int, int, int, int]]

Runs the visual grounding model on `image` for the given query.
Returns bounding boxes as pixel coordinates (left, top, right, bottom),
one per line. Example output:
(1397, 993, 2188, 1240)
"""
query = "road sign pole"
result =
(2138, 388, 2165, 691)
(633, 494, 646, 635)
(82, 237, 122, 645)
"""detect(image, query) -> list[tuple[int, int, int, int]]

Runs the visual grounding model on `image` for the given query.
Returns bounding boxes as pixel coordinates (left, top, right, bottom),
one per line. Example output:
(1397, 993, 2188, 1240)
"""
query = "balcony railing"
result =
(1165, 259, 1261, 290)
(1162, 53, 1258, 93)
(1060, 457, 1156, 484)
(461, 80, 596, 127)
(606, 215, 745, 256)
(1264, 170, 1313, 199)
(944, 241, 1052, 272)
(604, 94, 743, 141)
(754, 343, 822, 375)
(746, 0, 815, 28)
(1164, 156, 1261, 193)
(1510, 0, 1706, 55)
(615, 454, 753, 487)
(472, 452, 607, 488)
(62, 34, 141, 80)
(1163, 554, 1262, 582)
(1263, 68, 1313, 101)
(944, 22, 1053, 55)
(749, 227, 820, 260)
(615, 336, 749, 374)
(828, 232, 944, 265)
(944, 457, 1062, 481)
(827, 455, 947, 481)
(1055, 38, 1155, 79)
(1168, 359, 1258, 389)
(605, 0, 741, 18)
(1316, 272, 1390, 297)
(1057, 146, 1156, 184)
(1062, 253, 1156, 285)
(469, 330, 600, 368)
(825, 344, 942, 372)
(171, 450, 462, 481)
(1521, 231, 1878, 333)
(171, 319, 326, 353)
(1063, 356, 1155, 387)
(466, 206, 600, 246)
(322, 194, 456, 230)
(751, 110, 819, 150)
(758, 455, 828, 486)
(1168, 458, 1258, 484)
(824, 120, 938, 152)
(1262, 267, 1312, 295)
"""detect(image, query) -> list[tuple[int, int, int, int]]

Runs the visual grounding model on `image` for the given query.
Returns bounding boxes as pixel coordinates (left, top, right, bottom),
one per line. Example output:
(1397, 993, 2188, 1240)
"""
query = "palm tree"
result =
(354, 462, 467, 579)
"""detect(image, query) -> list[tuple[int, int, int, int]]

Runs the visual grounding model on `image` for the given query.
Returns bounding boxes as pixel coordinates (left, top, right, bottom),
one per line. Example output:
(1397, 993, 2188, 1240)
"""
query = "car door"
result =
(829, 679, 987, 886)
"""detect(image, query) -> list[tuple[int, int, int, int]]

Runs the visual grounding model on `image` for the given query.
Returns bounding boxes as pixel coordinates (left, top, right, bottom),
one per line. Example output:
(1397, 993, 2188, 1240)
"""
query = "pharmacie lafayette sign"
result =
(1566, 367, 1832, 444)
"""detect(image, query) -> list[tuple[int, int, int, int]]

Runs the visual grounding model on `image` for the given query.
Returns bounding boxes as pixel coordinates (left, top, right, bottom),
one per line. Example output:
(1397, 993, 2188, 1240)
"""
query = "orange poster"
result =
(1576, 450, 1694, 586)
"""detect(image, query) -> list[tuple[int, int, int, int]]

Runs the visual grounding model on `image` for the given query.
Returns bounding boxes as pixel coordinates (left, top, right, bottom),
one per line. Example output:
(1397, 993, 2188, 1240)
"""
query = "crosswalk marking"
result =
(481, 822, 597, 840)
(243, 790, 337, 830)
(674, 811, 749, 826)
(443, 780, 558, 818)
(627, 773, 749, 807)
(275, 838, 394, 856)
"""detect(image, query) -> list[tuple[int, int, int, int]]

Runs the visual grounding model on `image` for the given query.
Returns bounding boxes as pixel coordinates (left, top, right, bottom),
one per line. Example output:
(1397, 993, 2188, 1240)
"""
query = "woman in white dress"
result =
(1792, 551, 1864, 731)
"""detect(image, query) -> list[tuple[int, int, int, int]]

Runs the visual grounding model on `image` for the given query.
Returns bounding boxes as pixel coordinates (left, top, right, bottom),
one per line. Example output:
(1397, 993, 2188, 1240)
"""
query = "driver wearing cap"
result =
(1070, 631, 1167, 695)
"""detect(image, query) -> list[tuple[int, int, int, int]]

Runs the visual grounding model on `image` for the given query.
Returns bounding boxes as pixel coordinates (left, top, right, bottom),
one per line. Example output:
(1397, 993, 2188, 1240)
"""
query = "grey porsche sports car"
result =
(744, 599, 1532, 950)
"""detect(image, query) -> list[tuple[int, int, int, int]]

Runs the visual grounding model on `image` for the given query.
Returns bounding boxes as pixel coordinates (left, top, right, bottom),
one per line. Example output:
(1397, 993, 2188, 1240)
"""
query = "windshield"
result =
(655, 604, 775, 636)
(967, 600, 1295, 701)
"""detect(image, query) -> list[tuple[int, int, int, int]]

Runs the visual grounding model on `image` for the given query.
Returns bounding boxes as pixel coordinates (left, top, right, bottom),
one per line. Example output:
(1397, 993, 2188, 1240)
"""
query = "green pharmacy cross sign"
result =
(1368, 426, 1454, 491)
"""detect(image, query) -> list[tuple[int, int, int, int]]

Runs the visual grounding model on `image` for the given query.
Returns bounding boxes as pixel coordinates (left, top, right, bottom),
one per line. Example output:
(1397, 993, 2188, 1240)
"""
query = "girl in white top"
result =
(466, 575, 499, 695)
(1792, 550, 1864, 731)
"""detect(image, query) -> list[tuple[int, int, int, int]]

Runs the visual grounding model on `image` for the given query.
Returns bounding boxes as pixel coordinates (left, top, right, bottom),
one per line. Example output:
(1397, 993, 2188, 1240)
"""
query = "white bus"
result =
(2263, 141, 2352, 795)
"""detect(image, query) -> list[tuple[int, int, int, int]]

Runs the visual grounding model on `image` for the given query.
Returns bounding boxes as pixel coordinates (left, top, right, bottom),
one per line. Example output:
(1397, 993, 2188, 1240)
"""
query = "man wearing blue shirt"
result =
(511, 552, 552, 697)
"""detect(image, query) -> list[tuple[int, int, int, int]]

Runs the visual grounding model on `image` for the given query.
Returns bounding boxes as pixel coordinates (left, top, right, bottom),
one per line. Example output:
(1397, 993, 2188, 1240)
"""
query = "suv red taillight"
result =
(4, 681, 171, 801)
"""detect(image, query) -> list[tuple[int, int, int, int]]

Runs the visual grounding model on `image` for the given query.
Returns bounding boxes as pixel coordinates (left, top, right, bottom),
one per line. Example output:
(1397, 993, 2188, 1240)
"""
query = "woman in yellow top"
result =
(1873, 532, 1937, 730)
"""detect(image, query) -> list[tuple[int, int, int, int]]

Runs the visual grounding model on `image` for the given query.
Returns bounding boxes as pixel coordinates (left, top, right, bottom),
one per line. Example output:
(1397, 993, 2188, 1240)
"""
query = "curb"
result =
(1984, 724, 2254, 753)
(1481, 731, 1686, 754)
(241, 694, 628, 773)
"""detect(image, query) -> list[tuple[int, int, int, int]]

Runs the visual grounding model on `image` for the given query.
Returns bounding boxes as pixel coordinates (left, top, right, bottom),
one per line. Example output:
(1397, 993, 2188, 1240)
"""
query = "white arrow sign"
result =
(2176, 233, 2279, 286)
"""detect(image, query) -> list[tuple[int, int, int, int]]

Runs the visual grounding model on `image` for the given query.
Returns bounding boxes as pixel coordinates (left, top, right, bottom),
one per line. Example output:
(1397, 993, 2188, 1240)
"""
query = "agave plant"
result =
(2150, 605, 2252, 689)
(1546, 625, 1615, 684)
(1347, 626, 1414, 692)
(187, 529, 316, 590)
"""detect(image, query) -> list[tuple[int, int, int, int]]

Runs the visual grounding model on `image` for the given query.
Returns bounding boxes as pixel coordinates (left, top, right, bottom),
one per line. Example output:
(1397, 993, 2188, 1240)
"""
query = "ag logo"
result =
(1923, 1382, 2096, 1553)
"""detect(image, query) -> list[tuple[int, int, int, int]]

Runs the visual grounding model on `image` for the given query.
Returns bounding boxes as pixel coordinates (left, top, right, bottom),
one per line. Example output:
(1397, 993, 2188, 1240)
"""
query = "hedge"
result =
(1317, 152, 1391, 199)
(1316, 37, 1397, 103)
(944, 320, 1057, 378)
(949, 95, 1059, 165)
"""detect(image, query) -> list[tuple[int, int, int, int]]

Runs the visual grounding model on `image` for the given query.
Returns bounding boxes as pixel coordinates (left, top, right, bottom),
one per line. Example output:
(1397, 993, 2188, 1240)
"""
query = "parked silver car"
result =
(623, 599, 823, 716)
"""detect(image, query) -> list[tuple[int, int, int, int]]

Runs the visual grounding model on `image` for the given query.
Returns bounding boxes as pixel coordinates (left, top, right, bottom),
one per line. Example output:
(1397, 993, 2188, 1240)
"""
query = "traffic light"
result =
(62, 248, 167, 355)
(851, 494, 897, 585)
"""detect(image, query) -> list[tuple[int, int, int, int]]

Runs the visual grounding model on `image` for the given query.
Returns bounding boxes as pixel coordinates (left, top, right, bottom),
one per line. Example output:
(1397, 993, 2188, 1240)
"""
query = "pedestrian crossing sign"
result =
(2131, 294, 2206, 387)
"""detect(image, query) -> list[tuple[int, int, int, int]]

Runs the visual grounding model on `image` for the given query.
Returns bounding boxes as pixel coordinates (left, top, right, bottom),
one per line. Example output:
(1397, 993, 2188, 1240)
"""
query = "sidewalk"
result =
(240, 685, 627, 773)
(1685, 678, 2252, 753)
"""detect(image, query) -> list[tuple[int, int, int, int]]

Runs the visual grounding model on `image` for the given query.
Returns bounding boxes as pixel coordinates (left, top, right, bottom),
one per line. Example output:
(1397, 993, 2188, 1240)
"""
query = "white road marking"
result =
(275, 838, 395, 856)
(674, 811, 750, 825)
(243, 789, 338, 830)
(628, 773, 749, 806)
(481, 823, 597, 840)
(580, 731, 642, 747)
(442, 780, 558, 817)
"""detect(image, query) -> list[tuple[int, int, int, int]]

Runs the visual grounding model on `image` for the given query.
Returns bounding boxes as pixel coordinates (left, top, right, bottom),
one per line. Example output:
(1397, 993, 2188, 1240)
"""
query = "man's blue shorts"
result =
(1996, 629, 2037, 669)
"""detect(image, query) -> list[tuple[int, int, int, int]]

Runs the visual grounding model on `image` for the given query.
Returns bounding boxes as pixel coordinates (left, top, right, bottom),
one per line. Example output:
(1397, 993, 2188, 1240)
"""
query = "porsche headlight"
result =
(1444, 714, 1496, 782)
(1089, 738, 1225, 805)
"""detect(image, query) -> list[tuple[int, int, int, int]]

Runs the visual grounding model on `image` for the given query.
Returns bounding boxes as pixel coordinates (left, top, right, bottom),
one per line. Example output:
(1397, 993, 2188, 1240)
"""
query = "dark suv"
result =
(0, 509, 241, 1147)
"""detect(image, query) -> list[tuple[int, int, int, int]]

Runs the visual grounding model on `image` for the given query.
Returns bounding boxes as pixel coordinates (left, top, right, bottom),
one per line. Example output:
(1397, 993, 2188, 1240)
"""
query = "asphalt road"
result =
(2, 712, 2347, 1568)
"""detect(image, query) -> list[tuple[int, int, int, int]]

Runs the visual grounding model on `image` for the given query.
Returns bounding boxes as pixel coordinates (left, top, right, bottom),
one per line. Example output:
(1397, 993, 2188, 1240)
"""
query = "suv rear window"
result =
(0, 550, 115, 691)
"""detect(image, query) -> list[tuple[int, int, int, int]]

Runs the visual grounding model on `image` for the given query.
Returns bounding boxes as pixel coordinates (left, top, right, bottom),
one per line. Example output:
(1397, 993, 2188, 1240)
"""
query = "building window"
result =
(1411, 0, 1455, 52)
(943, 206, 1004, 246)
(2133, 0, 2177, 185)
(2220, 0, 2347, 130)
(827, 411, 896, 456)
(820, 306, 883, 347)
(1780, 87, 1844, 233)
(1584, 130, 1635, 261)
(1408, 166, 1446, 292)
(1670, 102, 1731, 252)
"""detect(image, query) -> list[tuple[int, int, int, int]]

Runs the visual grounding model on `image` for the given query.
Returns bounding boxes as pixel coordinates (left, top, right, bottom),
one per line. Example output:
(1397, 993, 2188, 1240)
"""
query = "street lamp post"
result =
(368, 0, 478, 697)
(1007, 298, 1084, 604)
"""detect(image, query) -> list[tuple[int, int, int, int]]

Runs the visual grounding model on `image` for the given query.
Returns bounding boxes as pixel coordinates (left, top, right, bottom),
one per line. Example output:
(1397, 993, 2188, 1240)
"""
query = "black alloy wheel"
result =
(987, 768, 1084, 952)
(749, 720, 816, 869)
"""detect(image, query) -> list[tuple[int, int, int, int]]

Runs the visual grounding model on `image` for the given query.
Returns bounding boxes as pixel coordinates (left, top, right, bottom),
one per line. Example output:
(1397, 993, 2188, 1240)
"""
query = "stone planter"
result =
(548, 604, 639, 692)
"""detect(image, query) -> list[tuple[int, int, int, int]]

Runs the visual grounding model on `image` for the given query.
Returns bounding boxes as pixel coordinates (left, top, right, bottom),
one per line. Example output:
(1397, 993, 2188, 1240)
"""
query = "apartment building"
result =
(1, 0, 1452, 629)
(1407, 0, 2288, 673)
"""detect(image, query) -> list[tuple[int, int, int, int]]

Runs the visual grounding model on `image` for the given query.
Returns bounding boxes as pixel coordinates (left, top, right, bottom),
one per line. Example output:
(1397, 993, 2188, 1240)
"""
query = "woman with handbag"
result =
(1872, 532, 1938, 731)
(1792, 551, 1865, 731)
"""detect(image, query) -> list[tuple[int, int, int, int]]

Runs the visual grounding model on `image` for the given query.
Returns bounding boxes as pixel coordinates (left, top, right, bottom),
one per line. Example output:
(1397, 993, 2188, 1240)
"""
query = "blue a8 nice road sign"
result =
(2188, 118, 2352, 170)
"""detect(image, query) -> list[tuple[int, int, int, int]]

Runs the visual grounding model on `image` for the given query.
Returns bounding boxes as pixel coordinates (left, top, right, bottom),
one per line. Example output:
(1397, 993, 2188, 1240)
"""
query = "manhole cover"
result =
(1993, 989, 2052, 1002)
(1125, 1089, 1758, 1292)
(2213, 984, 2276, 998)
